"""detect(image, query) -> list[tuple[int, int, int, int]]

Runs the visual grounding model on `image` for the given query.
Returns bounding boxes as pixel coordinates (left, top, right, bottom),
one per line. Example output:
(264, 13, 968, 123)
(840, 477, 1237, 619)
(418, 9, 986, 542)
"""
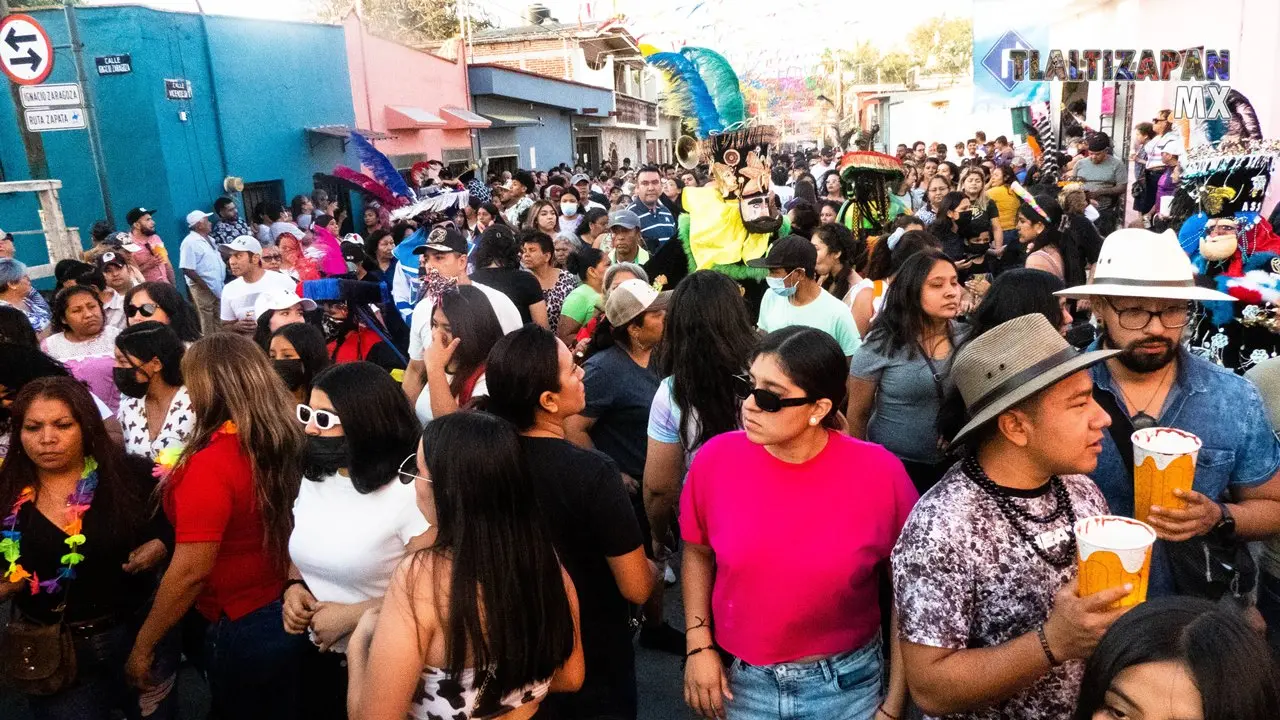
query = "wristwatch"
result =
(1212, 501, 1237, 539)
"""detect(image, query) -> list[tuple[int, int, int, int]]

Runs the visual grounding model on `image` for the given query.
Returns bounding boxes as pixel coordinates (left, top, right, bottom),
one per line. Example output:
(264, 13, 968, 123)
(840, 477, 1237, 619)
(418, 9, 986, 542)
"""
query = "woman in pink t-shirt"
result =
(680, 326, 918, 720)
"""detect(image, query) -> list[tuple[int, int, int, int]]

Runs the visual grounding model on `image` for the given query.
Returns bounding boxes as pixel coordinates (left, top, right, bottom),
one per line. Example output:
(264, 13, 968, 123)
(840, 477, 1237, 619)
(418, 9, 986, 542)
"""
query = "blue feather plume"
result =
(680, 47, 745, 127)
(349, 131, 413, 200)
(647, 51, 723, 137)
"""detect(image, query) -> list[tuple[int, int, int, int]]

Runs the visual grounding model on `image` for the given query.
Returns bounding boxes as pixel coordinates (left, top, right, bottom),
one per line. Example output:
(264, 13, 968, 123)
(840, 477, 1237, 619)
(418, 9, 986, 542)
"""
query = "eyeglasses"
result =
(1206, 223, 1238, 236)
(1104, 299, 1192, 330)
(397, 453, 429, 485)
(262, 253, 283, 261)
(296, 404, 341, 430)
(125, 303, 159, 318)
(735, 376, 815, 413)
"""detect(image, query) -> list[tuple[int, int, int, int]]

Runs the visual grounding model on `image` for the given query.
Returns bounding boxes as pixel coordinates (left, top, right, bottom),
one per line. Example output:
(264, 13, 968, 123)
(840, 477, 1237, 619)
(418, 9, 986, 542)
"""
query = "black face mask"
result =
(303, 434, 349, 479)
(113, 366, 150, 399)
(273, 359, 307, 391)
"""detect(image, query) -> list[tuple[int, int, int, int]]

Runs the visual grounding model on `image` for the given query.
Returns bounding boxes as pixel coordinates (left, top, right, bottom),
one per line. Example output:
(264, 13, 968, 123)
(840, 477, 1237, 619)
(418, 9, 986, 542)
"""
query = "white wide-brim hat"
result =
(1058, 228, 1235, 302)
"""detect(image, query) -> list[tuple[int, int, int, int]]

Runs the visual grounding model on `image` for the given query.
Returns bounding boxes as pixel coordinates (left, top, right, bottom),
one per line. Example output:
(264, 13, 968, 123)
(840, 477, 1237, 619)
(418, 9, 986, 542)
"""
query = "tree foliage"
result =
(314, 0, 493, 46)
(906, 17, 973, 77)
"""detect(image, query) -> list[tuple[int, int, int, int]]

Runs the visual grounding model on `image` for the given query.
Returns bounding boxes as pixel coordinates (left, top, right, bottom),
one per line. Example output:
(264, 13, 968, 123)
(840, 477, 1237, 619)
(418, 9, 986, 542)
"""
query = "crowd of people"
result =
(0, 119, 1279, 720)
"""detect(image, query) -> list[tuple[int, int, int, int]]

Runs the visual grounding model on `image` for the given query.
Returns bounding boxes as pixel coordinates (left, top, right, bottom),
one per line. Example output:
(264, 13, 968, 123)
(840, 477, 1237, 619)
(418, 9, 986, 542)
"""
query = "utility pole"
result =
(2, 0, 50, 182)
(63, 0, 115, 226)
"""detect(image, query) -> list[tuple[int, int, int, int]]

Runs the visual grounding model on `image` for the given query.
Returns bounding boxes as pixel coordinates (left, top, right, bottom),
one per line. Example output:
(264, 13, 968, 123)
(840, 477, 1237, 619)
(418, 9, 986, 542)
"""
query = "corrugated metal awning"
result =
(480, 112, 539, 128)
(305, 125, 394, 140)
(440, 106, 491, 129)
(385, 106, 448, 130)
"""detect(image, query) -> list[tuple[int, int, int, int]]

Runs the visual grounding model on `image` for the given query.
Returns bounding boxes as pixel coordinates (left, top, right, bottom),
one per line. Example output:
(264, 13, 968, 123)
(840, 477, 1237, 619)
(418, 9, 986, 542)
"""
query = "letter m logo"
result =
(1173, 85, 1230, 121)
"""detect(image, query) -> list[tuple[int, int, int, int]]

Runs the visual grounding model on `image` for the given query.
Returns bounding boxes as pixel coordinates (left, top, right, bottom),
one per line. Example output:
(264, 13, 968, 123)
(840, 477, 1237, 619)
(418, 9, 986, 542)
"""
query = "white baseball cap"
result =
(225, 235, 263, 255)
(253, 288, 316, 320)
(186, 210, 213, 228)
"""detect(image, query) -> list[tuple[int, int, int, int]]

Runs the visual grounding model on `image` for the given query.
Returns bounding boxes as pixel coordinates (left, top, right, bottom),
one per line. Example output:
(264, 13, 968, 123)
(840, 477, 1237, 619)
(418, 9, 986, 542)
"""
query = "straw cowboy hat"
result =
(951, 314, 1120, 444)
(1058, 227, 1236, 302)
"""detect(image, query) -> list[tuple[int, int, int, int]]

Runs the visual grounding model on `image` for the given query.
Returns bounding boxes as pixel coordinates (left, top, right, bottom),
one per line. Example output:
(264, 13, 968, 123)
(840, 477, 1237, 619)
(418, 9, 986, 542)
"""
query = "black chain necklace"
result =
(963, 456, 1077, 568)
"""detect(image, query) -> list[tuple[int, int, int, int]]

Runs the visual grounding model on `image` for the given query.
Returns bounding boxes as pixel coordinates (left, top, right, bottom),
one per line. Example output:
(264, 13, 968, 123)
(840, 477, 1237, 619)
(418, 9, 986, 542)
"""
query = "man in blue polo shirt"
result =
(628, 165, 676, 252)
(1060, 228, 1280, 603)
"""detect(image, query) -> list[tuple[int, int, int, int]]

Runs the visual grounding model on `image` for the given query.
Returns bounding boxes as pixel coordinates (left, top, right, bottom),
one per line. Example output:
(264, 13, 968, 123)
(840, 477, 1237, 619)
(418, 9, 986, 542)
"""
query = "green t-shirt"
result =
(561, 284, 601, 325)
(757, 287, 861, 356)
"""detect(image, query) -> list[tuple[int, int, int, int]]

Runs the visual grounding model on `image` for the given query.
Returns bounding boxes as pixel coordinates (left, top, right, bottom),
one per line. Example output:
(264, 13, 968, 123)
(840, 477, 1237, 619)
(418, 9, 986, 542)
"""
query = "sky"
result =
(86, 0, 973, 79)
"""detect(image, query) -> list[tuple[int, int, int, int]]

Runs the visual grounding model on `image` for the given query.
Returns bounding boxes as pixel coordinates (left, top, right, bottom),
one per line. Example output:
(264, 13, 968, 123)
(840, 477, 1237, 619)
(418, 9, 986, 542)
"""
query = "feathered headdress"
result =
(678, 48, 745, 128)
(647, 51, 725, 138)
(329, 131, 414, 209)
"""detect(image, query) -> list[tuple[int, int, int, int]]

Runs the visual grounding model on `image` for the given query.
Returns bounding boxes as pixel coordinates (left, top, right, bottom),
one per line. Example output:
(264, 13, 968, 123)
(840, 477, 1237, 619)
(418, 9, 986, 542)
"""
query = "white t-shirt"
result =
(289, 473, 429, 652)
(408, 282, 520, 423)
(220, 270, 297, 323)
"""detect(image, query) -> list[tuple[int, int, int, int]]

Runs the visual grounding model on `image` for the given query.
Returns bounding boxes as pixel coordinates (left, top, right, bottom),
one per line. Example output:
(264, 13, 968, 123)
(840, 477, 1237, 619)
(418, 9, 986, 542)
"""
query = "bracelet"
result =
(685, 645, 714, 658)
(1037, 625, 1060, 667)
(687, 616, 711, 632)
(876, 704, 901, 720)
(282, 578, 309, 596)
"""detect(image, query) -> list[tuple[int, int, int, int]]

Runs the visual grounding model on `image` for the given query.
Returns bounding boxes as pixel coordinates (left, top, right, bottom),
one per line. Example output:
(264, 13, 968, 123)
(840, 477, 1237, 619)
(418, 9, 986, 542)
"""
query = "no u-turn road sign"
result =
(0, 14, 53, 86)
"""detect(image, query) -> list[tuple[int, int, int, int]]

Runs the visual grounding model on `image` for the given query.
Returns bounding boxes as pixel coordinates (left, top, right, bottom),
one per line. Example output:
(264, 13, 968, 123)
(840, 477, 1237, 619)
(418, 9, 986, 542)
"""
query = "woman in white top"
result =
(284, 361, 428, 720)
(41, 285, 122, 414)
(113, 321, 193, 460)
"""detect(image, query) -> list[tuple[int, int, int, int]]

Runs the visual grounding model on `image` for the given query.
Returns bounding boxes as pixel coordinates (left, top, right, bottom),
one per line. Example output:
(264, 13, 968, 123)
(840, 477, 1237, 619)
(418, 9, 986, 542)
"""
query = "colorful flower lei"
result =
(1, 457, 99, 595)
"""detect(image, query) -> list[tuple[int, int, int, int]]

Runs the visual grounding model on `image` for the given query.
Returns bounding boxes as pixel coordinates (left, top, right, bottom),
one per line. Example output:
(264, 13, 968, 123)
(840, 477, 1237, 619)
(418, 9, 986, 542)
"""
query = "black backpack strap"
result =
(1093, 385, 1134, 479)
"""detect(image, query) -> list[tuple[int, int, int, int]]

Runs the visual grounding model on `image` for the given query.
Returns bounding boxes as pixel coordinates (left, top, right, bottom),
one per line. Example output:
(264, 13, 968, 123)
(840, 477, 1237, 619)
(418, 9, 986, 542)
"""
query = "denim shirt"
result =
(1089, 345, 1280, 597)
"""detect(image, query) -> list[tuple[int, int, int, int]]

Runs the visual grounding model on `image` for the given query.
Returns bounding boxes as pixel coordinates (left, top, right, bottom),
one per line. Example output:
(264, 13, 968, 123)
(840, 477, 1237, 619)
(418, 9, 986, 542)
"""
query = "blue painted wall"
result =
(473, 97, 574, 170)
(0, 6, 354, 276)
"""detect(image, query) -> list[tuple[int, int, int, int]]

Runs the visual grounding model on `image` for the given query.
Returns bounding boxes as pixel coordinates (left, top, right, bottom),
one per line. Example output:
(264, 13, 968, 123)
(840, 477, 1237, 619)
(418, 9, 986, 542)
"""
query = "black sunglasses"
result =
(734, 376, 815, 412)
(125, 302, 159, 318)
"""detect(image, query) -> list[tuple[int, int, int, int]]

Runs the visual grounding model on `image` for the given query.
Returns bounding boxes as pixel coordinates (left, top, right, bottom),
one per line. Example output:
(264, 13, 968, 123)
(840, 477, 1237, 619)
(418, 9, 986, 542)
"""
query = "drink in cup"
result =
(1075, 515, 1157, 608)
(1131, 427, 1201, 523)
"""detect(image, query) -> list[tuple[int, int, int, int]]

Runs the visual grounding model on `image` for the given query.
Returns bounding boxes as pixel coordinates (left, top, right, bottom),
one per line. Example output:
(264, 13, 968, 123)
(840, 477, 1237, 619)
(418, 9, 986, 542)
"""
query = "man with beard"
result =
(1059, 228, 1280, 603)
(125, 206, 176, 284)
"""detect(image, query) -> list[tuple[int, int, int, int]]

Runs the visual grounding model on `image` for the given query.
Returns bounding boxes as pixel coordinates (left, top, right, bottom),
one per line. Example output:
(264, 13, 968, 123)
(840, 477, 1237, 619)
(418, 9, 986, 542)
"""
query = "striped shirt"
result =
(628, 199, 676, 251)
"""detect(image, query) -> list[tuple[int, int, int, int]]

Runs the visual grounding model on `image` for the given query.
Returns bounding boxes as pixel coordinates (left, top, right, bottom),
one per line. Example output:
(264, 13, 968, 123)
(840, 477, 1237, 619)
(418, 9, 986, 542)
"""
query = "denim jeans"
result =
(204, 600, 306, 720)
(725, 638, 882, 720)
(26, 621, 179, 720)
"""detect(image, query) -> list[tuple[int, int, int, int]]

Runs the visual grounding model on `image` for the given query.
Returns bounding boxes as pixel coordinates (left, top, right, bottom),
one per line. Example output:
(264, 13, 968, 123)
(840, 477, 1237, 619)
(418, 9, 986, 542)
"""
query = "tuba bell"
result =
(675, 135, 703, 170)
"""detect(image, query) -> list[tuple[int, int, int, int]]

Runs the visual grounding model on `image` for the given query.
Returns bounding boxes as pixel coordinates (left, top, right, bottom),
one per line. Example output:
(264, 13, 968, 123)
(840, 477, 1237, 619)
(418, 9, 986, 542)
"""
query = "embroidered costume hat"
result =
(1058, 228, 1236, 302)
(951, 314, 1119, 444)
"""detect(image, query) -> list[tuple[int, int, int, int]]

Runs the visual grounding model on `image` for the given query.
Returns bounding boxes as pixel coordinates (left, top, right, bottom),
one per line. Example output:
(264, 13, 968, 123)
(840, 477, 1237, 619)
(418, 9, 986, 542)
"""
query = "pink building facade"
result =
(342, 13, 488, 169)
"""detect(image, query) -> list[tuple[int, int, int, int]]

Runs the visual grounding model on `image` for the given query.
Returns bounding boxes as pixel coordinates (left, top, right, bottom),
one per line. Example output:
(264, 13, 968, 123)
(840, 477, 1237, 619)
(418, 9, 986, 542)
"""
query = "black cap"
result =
(96, 251, 127, 269)
(513, 170, 536, 192)
(746, 235, 817, 275)
(413, 226, 468, 255)
(126, 207, 152, 226)
(340, 241, 365, 264)
(1087, 132, 1111, 153)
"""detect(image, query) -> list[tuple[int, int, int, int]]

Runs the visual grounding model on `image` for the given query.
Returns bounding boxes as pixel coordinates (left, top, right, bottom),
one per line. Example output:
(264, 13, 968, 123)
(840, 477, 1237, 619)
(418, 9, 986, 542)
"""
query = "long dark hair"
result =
(124, 282, 202, 343)
(1074, 596, 1280, 720)
(472, 226, 521, 270)
(0, 305, 38, 347)
(577, 208, 609, 241)
(310, 362, 419, 493)
(412, 412, 575, 700)
(116, 321, 185, 387)
(479, 202, 508, 227)
(437, 286, 504, 398)
(865, 248, 956, 359)
(566, 246, 604, 282)
(969, 269, 1067, 336)
(271, 323, 332, 397)
(1019, 194, 1085, 287)
(751, 326, 847, 430)
(656, 271, 756, 450)
(813, 224, 861, 301)
(481, 325, 561, 431)
(178, 334, 304, 569)
(0, 377, 146, 542)
(928, 191, 968, 238)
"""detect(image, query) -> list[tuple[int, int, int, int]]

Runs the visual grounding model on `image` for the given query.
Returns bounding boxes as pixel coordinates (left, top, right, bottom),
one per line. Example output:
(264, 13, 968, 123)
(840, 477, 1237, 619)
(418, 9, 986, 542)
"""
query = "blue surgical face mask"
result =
(766, 271, 799, 297)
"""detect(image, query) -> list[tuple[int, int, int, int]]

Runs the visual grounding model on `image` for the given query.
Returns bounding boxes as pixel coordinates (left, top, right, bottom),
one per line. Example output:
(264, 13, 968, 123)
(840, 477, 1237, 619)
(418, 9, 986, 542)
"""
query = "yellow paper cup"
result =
(1075, 515, 1157, 608)
(1131, 427, 1201, 523)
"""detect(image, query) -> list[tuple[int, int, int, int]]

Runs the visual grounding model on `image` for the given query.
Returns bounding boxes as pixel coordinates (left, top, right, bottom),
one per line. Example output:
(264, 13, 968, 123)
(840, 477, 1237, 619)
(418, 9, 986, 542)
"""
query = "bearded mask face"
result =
(740, 194, 782, 234)
(1200, 231, 1239, 261)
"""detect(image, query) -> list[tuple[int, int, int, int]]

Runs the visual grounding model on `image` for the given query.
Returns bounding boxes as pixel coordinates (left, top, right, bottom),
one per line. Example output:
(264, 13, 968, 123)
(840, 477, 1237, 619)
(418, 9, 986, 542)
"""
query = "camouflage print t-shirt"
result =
(891, 461, 1109, 720)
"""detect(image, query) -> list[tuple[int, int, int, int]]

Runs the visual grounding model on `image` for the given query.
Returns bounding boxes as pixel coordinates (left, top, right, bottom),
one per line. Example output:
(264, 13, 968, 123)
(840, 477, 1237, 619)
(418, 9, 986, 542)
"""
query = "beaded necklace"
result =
(963, 455, 1077, 568)
(0, 457, 99, 595)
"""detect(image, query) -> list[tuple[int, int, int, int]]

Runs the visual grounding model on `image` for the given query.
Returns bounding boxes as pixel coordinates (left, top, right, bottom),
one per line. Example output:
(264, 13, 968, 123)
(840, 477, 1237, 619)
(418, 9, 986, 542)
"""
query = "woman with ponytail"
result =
(1018, 193, 1085, 288)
